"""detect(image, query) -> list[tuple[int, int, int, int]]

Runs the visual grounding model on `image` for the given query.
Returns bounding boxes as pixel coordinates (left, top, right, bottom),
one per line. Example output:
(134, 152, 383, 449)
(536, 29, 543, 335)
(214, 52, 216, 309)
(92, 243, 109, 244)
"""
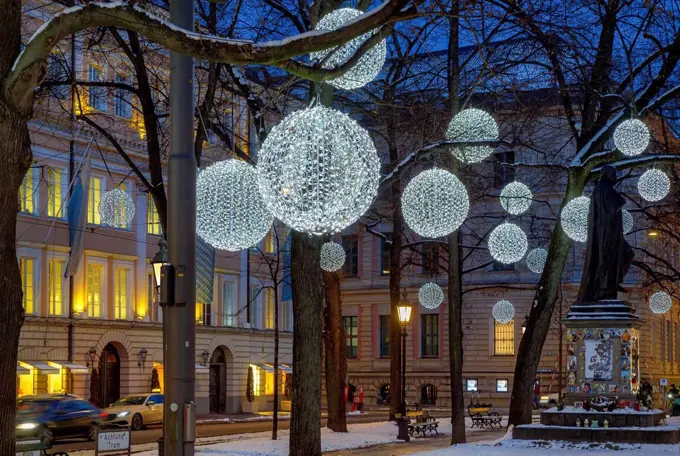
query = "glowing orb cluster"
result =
(310, 8, 387, 90)
(257, 105, 380, 235)
(492, 299, 515, 324)
(613, 119, 650, 156)
(418, 282, 444, 309)
(649, 291, 672, 314)
(637, 169, 670, 202)
(320, 241, 346, 272)
(197, 159, 273, 251)
(622, 209, 633, 235)
(526, 247, 548, 274)
(500, 181, 533, 215)
(446, 108, 498, 163)
(560, 196, 590, 242)
(488, 222, 528, 264)
(99, 188, 135, 228)
(402, 168, 469, 238)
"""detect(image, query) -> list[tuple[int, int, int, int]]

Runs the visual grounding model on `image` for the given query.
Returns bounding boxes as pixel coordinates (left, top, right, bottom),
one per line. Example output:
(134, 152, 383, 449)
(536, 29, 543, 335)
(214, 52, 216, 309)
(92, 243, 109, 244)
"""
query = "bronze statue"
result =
(577, 165, 634, 302)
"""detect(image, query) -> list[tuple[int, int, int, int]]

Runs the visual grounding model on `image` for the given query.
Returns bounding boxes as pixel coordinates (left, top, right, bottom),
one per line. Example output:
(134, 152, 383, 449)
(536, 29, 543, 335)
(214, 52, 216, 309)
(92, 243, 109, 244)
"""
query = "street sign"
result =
(15, 439, 47, 456)
(15, 451, 40, 456)
(660, 378, 668, 386)
(96, 430, 131, 455)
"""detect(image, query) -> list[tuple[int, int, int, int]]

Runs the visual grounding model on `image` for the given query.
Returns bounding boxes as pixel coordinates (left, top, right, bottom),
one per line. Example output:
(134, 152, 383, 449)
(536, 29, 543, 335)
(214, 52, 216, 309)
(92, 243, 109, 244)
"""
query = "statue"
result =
(577, 165, 634, 302)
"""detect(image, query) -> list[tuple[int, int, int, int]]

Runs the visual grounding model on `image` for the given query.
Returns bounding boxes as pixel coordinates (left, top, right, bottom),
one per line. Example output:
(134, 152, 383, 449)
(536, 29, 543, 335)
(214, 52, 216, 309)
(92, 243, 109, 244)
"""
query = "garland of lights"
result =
(310, 8, 387, 91)
(622, 209, 633, 235)
(446, 108, 498, 163)
(560, 196, 590, 242)
(500, 181, 533, 215)
(492, 299, 515, 324)
(418, 282, 444, 309)
(401, 168, 469, 238)
(257, 105, 380, 235)
(488, 222, 528, 264)
(613, 119, 650, 156)
(197, 159, 273, 251)
(526, 247, 548, 274)
(99, 188, 135, 228)
(637, 169, 670, 202)
(649, 291, 672, 314)
(320, 242, 346, 272)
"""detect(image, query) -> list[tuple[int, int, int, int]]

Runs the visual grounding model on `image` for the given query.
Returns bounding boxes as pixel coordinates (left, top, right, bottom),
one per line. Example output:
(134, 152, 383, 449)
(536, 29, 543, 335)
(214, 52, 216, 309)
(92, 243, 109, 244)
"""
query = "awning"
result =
(49, 362, 89, 374)
(17, 364, 30, 376)
(279, 364, 292, 374)
(257, 363, 291, 373)
(22, 362, 59, 375)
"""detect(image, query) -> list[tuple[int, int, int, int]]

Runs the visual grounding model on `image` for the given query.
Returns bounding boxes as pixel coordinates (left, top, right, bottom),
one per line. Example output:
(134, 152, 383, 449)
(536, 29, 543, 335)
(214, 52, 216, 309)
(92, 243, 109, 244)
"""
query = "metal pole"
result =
(165, 0, 196, 455)
(402, 327, 406, 415)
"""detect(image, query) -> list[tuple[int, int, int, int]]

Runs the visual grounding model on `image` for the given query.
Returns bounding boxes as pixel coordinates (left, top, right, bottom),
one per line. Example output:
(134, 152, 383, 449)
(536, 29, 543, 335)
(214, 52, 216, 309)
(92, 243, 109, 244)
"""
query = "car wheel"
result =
(88, 424, 100, 441)
(131, 413, 143, 431)
(39, 426, 54, 446)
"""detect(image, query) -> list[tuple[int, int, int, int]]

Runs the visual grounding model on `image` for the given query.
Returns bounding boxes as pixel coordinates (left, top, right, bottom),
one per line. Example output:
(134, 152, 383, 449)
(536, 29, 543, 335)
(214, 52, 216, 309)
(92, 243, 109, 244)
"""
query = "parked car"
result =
(16, 394, 107, 445)
(103, 393, 164, 430)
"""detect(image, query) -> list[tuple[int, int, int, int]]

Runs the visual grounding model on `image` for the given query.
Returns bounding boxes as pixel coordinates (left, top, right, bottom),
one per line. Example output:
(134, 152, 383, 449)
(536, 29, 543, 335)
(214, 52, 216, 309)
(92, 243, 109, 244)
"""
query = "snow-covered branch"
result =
(591, 154, 680, 173)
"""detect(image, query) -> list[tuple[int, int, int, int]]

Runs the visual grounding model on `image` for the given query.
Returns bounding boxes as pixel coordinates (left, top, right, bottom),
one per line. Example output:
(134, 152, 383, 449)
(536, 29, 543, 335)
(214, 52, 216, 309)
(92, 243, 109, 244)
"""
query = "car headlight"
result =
(17, 423, 38, 430)
(117, 411, 130, 418)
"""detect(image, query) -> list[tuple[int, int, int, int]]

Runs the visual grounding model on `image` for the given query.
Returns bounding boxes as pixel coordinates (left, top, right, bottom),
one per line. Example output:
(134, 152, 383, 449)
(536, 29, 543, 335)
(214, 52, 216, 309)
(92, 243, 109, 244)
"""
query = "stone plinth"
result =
(514, 424, 680, 444)
(541, 407, 664, 427)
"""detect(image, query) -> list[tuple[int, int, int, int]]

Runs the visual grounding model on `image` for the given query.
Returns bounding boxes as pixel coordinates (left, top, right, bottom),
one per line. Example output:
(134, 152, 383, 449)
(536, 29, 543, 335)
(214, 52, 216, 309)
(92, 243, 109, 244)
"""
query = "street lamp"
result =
(138, 348, 148, 368)
(87, 347, 97, 369)
(151, 238, 169, 292)
(396, 292, 413, 442)
(202, 350, 210, 367)
(522, 314, 529, 334)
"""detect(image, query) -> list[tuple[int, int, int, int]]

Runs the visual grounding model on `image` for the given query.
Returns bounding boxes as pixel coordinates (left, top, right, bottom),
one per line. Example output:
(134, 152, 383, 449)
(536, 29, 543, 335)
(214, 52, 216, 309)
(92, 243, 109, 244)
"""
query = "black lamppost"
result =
(521, 313, 529, 334)
(396, 293, 413, 442)
(151, 238, 169, 293)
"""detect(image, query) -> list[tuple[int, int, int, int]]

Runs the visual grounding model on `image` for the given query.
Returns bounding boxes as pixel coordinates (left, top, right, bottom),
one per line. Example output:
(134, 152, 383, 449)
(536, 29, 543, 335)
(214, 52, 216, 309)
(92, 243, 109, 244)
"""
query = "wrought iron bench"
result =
(467, 402, 502, 429)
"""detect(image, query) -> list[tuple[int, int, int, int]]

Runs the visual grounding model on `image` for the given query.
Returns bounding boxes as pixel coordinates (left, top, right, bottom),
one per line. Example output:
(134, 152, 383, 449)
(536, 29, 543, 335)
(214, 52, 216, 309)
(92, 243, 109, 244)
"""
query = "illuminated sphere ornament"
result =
(197, 159, 273, 251)
(622, 209, 633, 235)
(320, 242, 346, 272)
(257, 105, 380, 235)
(492, 300, 515, 324)
(99, 188, 135, 228)
(500, 181, 533, 215)
(526, 248, 548, 274)
(613, 119, 650, 156)
(446, 108, 498, 163)
(637, 169, 670, 202)
(560, 196, 590, 242)
(649, 291, 672, 315)
(310, 8, 387, 90)
(488, 222, 528, 264)
(418, 282, 444, 309)
(402, 169, 469, 238)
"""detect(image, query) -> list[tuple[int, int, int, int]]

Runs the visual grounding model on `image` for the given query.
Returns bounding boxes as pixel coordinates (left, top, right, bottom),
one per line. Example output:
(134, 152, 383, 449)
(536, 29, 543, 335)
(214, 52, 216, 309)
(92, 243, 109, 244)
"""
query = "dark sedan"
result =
(16, 394, 107, 445)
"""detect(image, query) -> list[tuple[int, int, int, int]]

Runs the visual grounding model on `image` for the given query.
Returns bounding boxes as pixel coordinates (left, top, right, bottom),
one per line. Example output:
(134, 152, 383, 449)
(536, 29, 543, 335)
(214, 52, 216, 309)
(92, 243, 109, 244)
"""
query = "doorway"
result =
(100, 343, 120, 407)
(209, 348, 227, 414)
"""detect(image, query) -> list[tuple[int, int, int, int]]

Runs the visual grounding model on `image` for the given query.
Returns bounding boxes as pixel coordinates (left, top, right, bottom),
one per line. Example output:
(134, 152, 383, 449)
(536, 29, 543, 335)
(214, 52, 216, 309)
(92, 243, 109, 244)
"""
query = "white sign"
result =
(97, 430, 130, 452)
(660, 378, 668, 386)
(16, 451, 40, 456)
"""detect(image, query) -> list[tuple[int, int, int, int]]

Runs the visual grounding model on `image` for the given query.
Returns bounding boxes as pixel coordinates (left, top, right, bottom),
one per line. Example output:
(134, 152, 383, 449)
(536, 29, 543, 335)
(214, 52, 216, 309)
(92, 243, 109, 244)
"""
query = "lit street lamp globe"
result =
(622, 209, 633, 235)
(613, 119, 650, 156)
(637, 169, 670, 202)
(526, 247, 548, 274)
(446, 108, 498, 163)
(257, 105, 380, 235)
(500, 181, 533, 215)
(310, 8, 387, 91)
(488, 222, 528, 264)
(492, 299, 515, 324)
(401, 168, 469, 238)
(418, 282, 444, 309)
(320, 242, 346, 272)
(649, 291, 672, 315)
(197, 159, 273, 251)
(560, 196, 590, 242)
(99, 188, 135, 228)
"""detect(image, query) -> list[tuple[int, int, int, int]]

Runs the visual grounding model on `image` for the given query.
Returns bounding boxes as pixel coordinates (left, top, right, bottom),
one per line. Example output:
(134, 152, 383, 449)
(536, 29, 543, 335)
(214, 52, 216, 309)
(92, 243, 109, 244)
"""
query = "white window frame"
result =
(221, 275, 237, 327)
(113, 261, 134, 321)
(17, 247, 42, 316)
(46, 252, 69, 317)
(86, 257, 108, 319)
(88, 175, 106, 226)
(19, 167, 40, 215)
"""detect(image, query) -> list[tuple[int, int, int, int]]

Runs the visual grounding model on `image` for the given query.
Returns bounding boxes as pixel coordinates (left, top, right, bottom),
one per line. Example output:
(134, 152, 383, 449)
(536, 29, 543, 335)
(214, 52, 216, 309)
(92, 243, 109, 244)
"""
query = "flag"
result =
(65, 156, 91, 278)
(282, 231, 292, 301)
(196, 236, 215, 307)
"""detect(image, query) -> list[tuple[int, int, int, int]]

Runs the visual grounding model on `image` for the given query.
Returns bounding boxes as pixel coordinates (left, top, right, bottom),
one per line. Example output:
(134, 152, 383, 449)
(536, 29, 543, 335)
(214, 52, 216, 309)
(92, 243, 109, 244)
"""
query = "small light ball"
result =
(637, 169, 670, 202)
(613, 119, 650, 156)
(197, 159, 273, 251)
(402, 168, 469, 238)
(622, 209, 633, 235)
(492, 299, 515, 324)
(561, 196, 590, 242)
(99, 188, 135, 228)
(257, 105, 380, 235)
(500, 181, 533, 215)
(526, 247, 548, 274)
(488, 222, 528, 264)
(310, 8, 387, 90)
(418, 282, 444, 309)
(446, 108, 498, 163)
(320, 242, 346, 272)
(649, 291, 672, 314)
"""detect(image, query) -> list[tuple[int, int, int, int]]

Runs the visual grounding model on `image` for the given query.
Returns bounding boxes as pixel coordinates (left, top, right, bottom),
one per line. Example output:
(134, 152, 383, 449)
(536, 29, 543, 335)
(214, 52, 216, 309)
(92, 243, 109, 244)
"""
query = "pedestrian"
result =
(532, 379, 541, 409)
(669, 383, 680, 416)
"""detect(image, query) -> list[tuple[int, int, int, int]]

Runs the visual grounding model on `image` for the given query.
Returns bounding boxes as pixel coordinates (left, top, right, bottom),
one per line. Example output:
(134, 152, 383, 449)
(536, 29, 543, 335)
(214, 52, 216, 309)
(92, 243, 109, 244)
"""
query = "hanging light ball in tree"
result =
(445, 108, 498, 163)
(257, 105, 380, 235)
(320, 242, 346, 272)
(560, 196, 590, 242)
(492, 299, 515, 324)
(649, 291, 672, 314)
(622, 209, 633, 235)
(99, 188, 135, 228)
(500, 181, 533, 215)
(637, 169, 670, 202)
(526, 247, 548, 274)
(197, 159, 273, 251)
(418, 282, 444, 309)
(310, 8, 387, 91)
(401, 168, 469, 238)
(613, 119, 650, 156)
(488, 222, 528, 264)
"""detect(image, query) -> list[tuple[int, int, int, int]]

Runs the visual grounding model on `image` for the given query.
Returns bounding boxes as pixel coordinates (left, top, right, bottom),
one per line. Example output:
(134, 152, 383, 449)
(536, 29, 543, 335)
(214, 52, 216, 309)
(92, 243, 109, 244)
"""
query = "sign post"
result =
(95, 430, 131, 456)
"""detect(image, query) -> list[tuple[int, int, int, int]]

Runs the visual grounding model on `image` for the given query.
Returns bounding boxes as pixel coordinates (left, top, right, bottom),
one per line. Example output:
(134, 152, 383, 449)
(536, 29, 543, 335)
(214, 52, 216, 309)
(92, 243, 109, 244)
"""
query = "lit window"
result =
(20, 258, 35, 315)
(19, 169, 35, 214)
(421, 314, 439, 357)
(343, 316, 358, 359)
(88, 176, 102, 225)
(47, 168, 62, 218)
(147, 273, 158, 322)
(466, 379, 478, 392)
(147, 194, 162, 235)
(494, 320, 515, 355)
(264, 229, 275, 254)
(48, 259, 64, 316)
(114, 73, 133, 118)
(114, 268, 128, 320)
(496, 379, 509, 392)
(88, 64, 107, 111)
(265, 288, 275, 329)
(87, 264, 102, 318)
(222, 281, 234, 326)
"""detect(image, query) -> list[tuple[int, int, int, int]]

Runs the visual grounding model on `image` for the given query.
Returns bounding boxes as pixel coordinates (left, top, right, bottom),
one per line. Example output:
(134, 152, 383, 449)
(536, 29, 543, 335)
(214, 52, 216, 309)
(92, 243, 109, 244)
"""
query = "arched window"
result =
(420, 384, 437, 406)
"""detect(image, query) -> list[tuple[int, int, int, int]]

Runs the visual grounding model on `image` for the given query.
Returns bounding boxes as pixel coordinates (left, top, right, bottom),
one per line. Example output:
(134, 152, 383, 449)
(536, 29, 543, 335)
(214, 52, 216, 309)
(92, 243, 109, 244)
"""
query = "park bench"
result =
(467, 402, 502, 429)
(16, 438, 68, 456)
(398, 410, 440, 438)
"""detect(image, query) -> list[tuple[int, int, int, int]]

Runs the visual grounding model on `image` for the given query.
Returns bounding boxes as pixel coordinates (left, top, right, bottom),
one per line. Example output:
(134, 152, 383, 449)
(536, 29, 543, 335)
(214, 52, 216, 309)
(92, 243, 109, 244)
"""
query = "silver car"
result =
(103, 393, 164, 431)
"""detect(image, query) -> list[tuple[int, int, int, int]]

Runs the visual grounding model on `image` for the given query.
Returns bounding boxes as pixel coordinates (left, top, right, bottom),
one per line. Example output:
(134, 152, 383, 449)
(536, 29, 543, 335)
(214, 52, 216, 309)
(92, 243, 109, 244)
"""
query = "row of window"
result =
(656, 319, 680, 364)
(340, 235, 441, 277)
(465, 378, 510, 393)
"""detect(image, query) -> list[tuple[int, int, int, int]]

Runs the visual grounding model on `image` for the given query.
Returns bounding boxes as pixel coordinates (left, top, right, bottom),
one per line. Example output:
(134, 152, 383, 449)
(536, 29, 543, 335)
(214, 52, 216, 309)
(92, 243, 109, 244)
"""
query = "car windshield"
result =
(17, 400, 59, 414)
(111, 396, 146, 407)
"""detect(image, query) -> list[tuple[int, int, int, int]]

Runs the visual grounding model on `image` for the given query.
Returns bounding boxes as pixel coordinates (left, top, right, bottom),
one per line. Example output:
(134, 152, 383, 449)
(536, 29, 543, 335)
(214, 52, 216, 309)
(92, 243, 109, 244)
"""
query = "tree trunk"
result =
(388, 161, 403, 421)
(290, 232, 323, 456)
(272, 281, 280, 439)
(448, 229, 466, 443)
(322, 270, 347, 432)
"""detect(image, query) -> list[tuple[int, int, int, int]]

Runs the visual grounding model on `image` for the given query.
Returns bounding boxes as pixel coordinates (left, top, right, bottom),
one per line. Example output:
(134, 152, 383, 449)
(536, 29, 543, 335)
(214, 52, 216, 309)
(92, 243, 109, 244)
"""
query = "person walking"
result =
(532, 379, 541, 410)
